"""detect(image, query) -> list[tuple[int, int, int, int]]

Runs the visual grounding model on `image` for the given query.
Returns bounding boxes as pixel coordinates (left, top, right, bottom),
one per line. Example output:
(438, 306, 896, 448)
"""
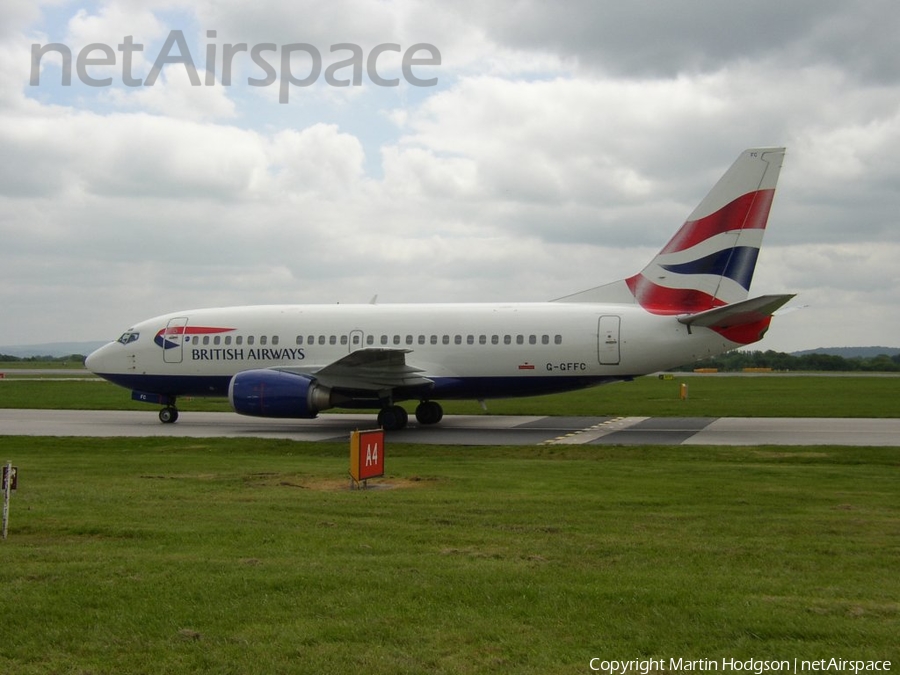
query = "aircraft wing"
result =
(677, 294, 796, 331)
(276, 348, 433, 391)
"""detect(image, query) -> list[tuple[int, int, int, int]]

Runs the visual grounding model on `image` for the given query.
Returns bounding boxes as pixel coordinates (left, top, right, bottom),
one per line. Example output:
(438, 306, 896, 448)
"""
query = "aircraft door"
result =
(598, 315, 620, 365)
(348, 329, 365, 353)
(162, 317, 189, 364)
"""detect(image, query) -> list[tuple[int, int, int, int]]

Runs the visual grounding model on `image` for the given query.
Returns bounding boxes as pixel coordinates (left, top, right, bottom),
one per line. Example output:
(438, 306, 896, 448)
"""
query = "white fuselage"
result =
(86, 301, 737, 401)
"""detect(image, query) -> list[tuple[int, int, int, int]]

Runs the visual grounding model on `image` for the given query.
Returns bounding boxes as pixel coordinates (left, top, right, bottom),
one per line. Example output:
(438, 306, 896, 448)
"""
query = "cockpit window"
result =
(117, 331, 139, 344)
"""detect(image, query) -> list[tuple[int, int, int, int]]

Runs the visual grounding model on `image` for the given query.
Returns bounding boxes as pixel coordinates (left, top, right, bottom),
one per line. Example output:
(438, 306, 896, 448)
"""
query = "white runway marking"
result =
(541, 417, 649, 445)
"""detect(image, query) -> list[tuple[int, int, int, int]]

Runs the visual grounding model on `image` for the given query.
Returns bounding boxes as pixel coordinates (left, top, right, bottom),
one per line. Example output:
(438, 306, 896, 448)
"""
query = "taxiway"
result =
(1, 409, 898, 446)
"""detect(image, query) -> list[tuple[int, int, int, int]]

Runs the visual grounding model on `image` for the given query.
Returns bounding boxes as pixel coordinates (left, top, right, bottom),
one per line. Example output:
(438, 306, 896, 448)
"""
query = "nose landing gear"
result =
(159, 406, 179, 424)
(130, 390, 180, 424)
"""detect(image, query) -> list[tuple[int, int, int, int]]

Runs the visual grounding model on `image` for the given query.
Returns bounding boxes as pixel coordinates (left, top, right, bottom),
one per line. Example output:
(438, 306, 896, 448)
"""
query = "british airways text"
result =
(191, 348, 305, 362)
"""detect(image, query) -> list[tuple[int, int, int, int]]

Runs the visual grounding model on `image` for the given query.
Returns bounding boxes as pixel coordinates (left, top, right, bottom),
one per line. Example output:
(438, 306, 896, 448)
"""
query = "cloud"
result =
(104, 67, 238, 121)
(1, 1, 899, 354)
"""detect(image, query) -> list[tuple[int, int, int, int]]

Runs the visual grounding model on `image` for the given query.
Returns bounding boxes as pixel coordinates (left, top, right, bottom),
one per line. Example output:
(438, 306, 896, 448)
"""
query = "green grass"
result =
(0, 438, 898, 673)
(1, 375, 899, 417)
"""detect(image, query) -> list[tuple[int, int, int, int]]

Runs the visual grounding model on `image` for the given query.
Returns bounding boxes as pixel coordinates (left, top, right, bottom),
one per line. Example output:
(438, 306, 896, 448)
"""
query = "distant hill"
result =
(792, 346, 900, 359)
(0, 341, 107, 359)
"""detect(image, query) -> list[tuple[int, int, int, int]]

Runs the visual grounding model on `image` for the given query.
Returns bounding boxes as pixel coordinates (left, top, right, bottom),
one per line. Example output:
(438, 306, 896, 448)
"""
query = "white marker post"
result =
(2, 461, 13, 540)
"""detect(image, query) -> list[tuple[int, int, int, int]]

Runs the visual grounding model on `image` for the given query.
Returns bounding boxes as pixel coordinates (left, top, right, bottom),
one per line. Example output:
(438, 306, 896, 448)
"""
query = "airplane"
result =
(85, 147, 793, 431)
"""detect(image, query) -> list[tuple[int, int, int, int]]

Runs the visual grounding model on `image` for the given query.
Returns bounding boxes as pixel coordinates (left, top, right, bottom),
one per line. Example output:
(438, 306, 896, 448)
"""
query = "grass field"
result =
(1, 374, 900, 418)
(1, 377, 897, 672)
(0, 437, 898, 674)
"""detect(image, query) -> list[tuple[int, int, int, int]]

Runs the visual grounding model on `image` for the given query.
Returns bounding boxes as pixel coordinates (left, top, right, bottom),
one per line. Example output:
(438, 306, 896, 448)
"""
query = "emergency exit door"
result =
(348, 329, 365, 352)
(598, 315, 620, 365)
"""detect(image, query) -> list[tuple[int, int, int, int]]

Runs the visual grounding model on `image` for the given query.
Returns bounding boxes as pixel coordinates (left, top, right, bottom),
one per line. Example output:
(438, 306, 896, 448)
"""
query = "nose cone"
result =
(85, 342, 118, 375)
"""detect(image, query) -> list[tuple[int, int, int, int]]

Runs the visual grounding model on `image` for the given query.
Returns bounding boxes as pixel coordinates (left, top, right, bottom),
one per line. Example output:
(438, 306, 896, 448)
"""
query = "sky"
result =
(2, 0, 899, 353)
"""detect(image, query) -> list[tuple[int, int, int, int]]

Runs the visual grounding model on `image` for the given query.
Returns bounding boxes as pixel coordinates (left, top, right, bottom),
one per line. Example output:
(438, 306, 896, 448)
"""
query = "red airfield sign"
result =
(350, 429, 385, 482)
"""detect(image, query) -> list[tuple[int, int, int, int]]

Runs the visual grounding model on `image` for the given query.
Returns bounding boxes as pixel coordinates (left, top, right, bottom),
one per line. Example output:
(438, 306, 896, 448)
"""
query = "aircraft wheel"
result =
(159, 406, 179, 424)
(377, 405, 408, 431)
(415, 401, 443, 425)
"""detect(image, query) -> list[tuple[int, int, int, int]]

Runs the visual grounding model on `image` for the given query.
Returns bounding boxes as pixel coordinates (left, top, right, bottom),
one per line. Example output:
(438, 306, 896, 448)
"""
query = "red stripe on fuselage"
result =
(155, 326, 236, 337)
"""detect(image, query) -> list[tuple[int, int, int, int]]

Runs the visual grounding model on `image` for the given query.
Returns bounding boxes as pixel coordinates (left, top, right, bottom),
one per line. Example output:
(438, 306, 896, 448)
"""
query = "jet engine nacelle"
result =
(229, 369, 335, 418)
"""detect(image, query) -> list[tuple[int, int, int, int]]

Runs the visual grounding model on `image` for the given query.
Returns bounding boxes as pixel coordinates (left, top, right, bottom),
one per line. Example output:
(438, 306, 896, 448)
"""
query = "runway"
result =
(1, 409, 898, 446)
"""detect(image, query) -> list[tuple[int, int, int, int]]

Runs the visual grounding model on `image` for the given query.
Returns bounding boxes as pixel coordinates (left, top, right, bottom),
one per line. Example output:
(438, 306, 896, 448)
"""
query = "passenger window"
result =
(224, 336, 232, 345)
(528, 335, 536, 345)
(367, 335, 374, 345)
(236, 336, 243, 346)
(272, 336, 279, 346)
(260, 335, 267, 346)
(248, 336, 255, 345)
(491, 335, 499, 345)
(516, 335, 524, 345)
(393, 335, 401, 345)
(318, 336, 326, 345)
(418, 335, 426, 345)
(381, 335, 388, 345)
(430, 335, 438, 345)
(406, 335, 414, 345)
(466, 335, 474, 345)
(329, 335, 337, 345)
(555, 335, 562, 345)
(504, 335, 511, 345)
(454, 335, 462, 345)
(340, 335, 348, 345)
(214, 336, 221, 345)
(542, 335, 549, 345)
(442, 335, 450, 345)
(296, 336, 303, 345)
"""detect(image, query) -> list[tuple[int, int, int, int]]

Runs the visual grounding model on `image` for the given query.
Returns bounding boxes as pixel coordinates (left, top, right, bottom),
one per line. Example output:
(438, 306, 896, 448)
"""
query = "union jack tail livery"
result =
(556, 147, 786, 313)
(554, 147, 791, 346)
(627, 147, 784, 314)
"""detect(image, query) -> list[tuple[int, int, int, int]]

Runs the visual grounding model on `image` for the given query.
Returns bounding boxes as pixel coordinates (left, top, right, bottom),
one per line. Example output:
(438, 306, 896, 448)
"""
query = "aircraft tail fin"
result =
(555, 148, 785, 311)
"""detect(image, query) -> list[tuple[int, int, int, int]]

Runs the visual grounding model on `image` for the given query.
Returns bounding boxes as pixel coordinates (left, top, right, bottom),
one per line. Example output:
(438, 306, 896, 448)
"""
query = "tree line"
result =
(675, 350, 900, 372)
(0, 354, 87, 363)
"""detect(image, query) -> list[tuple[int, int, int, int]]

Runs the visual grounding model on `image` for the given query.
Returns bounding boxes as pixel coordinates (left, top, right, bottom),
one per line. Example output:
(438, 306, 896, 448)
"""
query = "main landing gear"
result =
(376, 400, 444, 431)
(377, 405, 408, 431)
(415, 400, 443, 425)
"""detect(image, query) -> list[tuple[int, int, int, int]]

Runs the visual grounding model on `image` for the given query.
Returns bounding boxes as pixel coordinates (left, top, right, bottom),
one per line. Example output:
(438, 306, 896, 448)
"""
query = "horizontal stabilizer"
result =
(678, 294, 796, 330)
